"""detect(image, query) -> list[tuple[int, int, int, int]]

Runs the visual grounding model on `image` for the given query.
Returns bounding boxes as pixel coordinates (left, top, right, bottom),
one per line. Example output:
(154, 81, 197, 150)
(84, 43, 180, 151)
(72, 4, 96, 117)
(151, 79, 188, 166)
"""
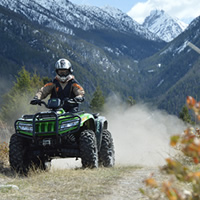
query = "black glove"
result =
(30, 98, 41, 105)
(74, 96, 84, 103)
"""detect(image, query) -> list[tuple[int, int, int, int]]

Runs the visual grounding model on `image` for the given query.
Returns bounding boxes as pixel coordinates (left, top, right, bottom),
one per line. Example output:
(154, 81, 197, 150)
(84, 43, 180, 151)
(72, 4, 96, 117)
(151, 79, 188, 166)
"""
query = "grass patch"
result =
(0, 165, 139, 200)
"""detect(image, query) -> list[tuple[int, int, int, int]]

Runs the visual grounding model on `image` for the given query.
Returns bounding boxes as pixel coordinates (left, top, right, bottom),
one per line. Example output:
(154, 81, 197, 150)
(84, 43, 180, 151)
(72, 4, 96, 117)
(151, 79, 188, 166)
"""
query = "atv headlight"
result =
(60, 120, 79, 131)
(18, 123, 33, 132)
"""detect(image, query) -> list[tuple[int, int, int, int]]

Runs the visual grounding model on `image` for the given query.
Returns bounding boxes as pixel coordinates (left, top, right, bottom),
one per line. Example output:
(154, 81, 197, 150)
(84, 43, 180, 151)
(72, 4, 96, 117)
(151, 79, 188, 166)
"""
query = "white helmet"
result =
(55, 58, 73, 82)
(55, 58, 73, 73)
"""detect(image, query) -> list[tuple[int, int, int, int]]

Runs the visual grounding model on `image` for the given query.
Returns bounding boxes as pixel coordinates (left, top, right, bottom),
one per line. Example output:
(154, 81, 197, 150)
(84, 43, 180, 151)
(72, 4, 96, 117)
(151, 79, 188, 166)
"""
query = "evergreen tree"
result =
(179, 105, 194, 124)
(90, 86, 105, 113)
(14, 67, 32, 93)
(126, 96, 136, 106)
(0, 67, 44, 125)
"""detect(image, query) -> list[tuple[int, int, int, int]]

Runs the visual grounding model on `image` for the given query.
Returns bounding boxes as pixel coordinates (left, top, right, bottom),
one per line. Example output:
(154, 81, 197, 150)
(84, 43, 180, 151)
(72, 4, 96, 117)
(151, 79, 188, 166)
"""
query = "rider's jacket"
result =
(34, 75, 85, 111)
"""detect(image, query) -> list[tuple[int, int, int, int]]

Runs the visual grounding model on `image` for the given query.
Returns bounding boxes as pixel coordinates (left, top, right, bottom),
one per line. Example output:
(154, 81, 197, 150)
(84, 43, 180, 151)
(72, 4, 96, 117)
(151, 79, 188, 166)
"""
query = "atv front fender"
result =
(95, 116, 108, 151)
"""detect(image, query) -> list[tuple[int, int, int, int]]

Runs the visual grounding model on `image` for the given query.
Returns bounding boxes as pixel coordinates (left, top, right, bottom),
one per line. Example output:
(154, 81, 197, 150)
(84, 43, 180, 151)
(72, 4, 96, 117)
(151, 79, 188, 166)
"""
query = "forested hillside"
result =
(0, 4, 164, 103)
(137, 16, 200, 115)
(0, 2, 200, 116)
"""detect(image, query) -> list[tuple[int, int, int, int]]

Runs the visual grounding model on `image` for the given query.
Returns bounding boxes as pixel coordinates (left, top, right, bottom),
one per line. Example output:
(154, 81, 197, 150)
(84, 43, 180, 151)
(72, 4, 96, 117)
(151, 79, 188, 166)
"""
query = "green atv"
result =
(9, 98, 115, 174)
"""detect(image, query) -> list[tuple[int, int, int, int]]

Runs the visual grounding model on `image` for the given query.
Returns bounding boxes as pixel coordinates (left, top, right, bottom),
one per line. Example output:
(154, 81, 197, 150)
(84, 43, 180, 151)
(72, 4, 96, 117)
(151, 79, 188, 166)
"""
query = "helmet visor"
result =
(57, 69, 70, 77)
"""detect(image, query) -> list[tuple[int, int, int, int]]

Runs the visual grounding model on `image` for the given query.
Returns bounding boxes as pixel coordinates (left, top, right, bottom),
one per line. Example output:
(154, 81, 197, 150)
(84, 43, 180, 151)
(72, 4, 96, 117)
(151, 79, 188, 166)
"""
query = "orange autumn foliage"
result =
(162, 182, 183, 200)
(144, 177, 158, 188)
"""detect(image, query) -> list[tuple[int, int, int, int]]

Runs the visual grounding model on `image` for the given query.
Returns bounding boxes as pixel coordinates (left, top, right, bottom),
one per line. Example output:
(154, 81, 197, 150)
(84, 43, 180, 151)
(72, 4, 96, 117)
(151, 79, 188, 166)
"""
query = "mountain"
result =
(0, 0, 160, 41)
(0, 2, 165, 107)
(2, 0, 198, 116)
(137, 16, 200, 115)
(0, 0, 166, 61)
(143, 10, 188, 42)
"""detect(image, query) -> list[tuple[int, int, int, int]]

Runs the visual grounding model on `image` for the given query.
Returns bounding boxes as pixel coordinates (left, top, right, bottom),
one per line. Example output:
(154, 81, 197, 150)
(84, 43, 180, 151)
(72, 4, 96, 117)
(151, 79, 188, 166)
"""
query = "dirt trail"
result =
(51, 160, 156, 199)
(0, 160, 166, 200)
(51, 159, 158, 199)
(51, 160, 160, 200)
(101, 167, 157, 200)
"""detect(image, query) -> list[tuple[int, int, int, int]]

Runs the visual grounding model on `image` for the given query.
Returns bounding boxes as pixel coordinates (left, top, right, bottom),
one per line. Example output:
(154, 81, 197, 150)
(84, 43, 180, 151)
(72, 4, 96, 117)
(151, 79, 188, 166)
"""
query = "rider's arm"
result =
(34, 82, 55, 100)
(72, 83, 85, 98)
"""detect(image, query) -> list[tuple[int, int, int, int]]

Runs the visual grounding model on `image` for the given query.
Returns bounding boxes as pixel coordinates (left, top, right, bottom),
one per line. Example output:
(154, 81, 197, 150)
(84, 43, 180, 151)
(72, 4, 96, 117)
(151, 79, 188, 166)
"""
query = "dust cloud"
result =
(104, 96, 187, 167)
(52, 96, 187, 169)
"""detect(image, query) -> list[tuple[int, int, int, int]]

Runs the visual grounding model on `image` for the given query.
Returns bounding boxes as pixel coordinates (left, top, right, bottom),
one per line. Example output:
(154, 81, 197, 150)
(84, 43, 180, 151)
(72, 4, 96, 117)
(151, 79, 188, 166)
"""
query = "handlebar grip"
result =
(30, 99, 46, 106)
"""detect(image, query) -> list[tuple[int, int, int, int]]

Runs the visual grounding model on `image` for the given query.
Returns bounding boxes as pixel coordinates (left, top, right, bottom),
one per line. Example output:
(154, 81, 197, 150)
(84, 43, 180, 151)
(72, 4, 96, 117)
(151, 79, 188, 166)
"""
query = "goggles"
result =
(57, 69, 70, 77)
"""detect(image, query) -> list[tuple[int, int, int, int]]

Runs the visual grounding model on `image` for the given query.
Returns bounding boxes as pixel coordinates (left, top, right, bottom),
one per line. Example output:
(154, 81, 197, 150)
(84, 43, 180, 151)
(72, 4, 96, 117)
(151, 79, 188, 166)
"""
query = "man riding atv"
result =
(30, 58, 85, 111)
(9, 58, 115, 174)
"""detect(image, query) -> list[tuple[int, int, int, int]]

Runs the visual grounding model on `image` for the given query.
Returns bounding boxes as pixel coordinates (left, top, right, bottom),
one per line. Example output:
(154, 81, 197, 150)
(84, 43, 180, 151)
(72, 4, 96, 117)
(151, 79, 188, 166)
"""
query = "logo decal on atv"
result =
(81, 116, 88, 122)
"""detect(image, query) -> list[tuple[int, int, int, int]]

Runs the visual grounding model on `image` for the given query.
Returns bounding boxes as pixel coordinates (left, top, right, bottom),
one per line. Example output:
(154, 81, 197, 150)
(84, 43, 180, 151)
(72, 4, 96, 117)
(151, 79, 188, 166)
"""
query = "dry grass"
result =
(0, 165, 139, 200)
(0, 120, 13, 142)
(0, 142, 9, 170)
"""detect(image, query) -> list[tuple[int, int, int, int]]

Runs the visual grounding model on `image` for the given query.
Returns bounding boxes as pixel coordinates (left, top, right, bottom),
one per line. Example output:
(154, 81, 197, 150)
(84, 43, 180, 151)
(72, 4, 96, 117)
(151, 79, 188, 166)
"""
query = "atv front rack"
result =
(32, 111, 59, 142)
(15, 111, 81, 144)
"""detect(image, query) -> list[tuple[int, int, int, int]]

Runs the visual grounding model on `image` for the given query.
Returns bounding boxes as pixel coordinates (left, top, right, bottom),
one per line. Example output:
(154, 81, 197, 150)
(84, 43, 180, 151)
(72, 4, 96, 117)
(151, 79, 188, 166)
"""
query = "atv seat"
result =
(92, 113, 99, 119)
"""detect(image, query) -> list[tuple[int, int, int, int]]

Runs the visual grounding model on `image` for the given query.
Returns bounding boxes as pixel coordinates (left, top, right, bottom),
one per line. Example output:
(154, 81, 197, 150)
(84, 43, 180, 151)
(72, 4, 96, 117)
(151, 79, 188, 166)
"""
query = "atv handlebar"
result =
(30, 97, 83, 109)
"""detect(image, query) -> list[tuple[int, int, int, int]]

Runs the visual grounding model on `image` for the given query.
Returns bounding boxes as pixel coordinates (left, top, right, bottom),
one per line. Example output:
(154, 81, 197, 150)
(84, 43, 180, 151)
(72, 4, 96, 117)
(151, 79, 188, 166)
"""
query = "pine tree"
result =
(179, 105, 194, 124)
(14, 66, 32, 93)
(126, 96, 136, 106)
(0, 67, 44, 124)
(90, 86, 105, 113)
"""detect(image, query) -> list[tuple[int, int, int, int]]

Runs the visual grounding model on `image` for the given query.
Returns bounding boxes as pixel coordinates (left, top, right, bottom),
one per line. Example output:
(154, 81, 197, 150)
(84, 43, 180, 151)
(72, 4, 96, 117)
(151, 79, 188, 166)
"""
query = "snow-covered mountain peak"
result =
(102, 6, 124, 16)
(143, 9, 188, 42)
(0, 0, 160, 41)
(150, 9, 165, 17)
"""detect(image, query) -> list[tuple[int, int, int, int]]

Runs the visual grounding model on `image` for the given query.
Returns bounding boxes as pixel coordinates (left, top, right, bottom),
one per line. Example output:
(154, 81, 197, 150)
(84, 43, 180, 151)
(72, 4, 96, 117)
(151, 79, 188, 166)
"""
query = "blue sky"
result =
(70, 0, 200, 24)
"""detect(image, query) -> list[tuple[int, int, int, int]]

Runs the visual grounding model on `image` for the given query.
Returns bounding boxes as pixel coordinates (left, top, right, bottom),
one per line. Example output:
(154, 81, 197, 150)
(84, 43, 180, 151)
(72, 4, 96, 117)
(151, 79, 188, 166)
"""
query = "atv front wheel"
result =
(99, 130, 115, 167)
(79, 130, 98, 168)
(9, 134, 30, 174)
